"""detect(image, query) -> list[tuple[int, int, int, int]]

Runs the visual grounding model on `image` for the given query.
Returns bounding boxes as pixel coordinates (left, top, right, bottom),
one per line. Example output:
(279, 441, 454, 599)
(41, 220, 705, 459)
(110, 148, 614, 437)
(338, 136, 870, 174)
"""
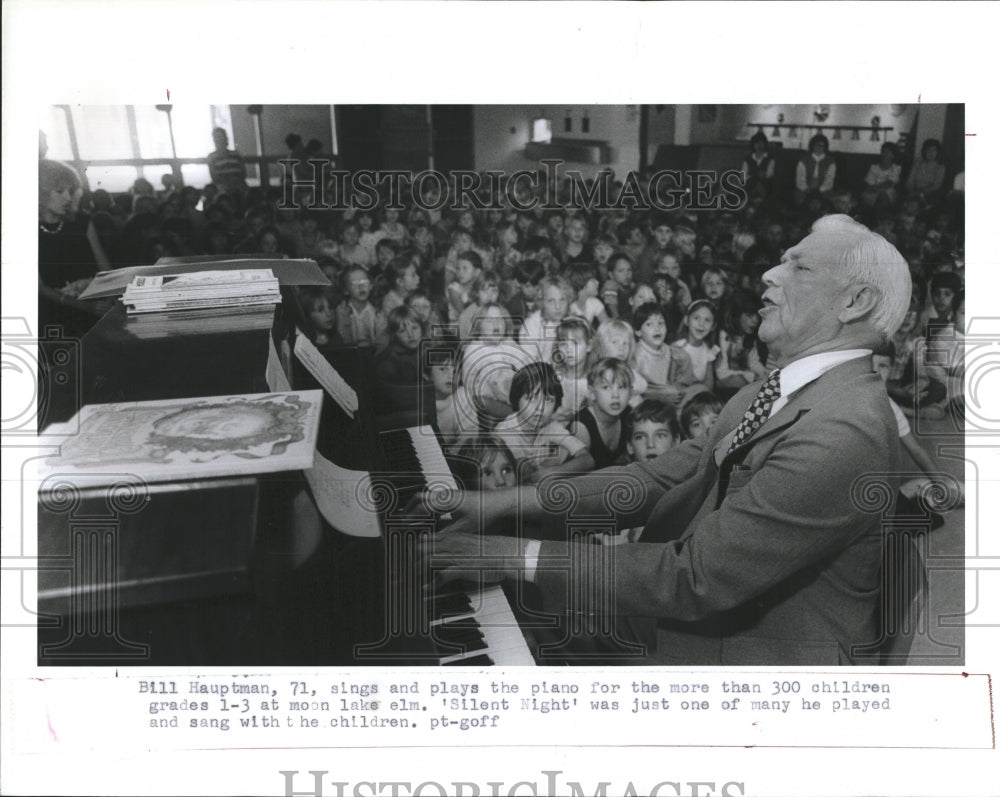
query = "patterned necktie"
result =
(727, 369, 782, 455)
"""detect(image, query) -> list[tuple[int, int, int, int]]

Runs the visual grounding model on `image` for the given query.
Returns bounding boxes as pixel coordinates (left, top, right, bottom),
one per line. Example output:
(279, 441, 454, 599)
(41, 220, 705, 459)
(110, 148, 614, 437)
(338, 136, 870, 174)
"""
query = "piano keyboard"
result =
(380, 425, 458, 501)
(429, 584, 536, 666)
(380, 426, 536, 666)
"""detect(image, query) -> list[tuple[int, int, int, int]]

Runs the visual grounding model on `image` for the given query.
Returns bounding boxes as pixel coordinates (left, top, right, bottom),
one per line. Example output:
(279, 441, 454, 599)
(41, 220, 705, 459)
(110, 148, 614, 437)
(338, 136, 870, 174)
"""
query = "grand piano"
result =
(36, 285, 536, 667)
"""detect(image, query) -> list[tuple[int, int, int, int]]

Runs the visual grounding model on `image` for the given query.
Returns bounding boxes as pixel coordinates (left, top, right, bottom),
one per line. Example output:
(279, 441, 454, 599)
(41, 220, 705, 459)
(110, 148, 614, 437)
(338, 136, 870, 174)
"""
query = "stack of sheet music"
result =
(121, 269, 281, 315)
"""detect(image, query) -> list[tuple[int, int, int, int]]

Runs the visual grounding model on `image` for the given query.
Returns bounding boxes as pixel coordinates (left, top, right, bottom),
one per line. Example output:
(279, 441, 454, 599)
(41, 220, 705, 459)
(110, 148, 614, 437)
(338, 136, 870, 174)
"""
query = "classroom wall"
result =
(472, 105, 642, 180)
(685, 104, 923, 155)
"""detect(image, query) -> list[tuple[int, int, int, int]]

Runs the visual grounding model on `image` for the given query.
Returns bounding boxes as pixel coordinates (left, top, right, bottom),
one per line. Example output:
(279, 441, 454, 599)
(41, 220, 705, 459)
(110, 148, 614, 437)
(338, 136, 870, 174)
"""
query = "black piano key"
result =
(444, 654, 494, 666)
(428, 593, 473, 618)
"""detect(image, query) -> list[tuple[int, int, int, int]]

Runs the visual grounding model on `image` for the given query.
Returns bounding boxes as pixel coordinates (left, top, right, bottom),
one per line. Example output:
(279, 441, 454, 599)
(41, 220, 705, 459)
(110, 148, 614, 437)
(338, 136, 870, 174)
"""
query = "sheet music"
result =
(303, 449, 381, 538)
(293, 330, 359, 417)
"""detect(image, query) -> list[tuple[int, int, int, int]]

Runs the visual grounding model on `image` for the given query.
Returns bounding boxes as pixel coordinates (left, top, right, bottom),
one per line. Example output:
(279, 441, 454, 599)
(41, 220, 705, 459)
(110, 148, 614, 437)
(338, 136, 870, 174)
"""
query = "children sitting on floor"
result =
(520, 275, 572, 364)
(629, 301, 695, 407)
(570, 357, 634, 468)
(552, 316, 593, 425)
(494, 362, 594, 484)
(679, 390, 723, 440)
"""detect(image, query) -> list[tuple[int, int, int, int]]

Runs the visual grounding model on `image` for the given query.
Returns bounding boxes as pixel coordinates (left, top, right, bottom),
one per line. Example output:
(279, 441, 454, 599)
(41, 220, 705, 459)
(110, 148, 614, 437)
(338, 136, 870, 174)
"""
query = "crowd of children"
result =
(72, 141, 965, 496)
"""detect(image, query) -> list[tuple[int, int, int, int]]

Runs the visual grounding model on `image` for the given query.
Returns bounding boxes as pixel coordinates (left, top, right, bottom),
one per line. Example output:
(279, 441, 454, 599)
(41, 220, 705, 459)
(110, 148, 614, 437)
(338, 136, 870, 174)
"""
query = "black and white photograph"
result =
(3, 3, 998, 797)
(31, 101, 968, 670)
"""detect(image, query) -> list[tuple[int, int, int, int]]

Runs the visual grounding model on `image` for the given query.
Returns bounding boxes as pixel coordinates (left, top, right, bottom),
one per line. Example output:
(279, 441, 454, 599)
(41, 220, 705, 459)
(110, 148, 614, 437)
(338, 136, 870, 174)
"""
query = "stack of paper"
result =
(121, 269, 281, 315)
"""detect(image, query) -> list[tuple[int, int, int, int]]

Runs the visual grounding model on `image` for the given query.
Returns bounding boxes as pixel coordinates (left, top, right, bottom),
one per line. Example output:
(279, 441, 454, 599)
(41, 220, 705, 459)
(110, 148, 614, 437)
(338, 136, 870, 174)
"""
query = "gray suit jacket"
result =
(535, 355, 900, 665)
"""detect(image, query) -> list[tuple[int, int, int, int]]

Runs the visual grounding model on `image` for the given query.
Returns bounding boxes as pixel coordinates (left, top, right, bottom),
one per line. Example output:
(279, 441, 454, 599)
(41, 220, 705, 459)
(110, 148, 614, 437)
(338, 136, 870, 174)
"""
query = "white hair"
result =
(810, 214, 912, 339)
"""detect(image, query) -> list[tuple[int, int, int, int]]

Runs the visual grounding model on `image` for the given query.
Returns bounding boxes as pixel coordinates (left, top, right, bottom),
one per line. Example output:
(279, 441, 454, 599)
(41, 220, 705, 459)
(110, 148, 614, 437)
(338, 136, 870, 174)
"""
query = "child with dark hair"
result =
(625, 397, 680, 462)
(298, 286, 341, 347)
(426, 338, 462, 445)
(340, 220, 373, 267)
(795, 133, 837, 206)
(570, 358, 634, 468)
(679, 390, 723, 440)
(592, 232, 618, 283)
(673, 299, 721, 393)
(630, 302, 695, 406)
(907, 138, 946, 204)
(380, 255, 421, 316)
(716, 289, 768, 393)
(506, 258, 545, 333)
(862, 142, 902, 213)
(494, 362, 594, 483)
(601, 254, 635, 321)
(636, 214, 674, 284)
(742, 131, 776, 200)
(566, 262, 609, 327)
(447, 249, 482, 324)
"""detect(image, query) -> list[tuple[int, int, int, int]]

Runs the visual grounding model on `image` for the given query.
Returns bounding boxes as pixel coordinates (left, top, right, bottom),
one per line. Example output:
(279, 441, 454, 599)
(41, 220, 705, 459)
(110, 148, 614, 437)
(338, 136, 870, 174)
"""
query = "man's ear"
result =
(626, 442, 635, 456)
(839, 285, 879, 324)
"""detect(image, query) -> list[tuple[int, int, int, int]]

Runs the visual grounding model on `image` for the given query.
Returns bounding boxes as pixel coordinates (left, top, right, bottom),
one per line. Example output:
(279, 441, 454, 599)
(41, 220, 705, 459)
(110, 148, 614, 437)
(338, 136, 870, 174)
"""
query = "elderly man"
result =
(426, 214, 912, 666)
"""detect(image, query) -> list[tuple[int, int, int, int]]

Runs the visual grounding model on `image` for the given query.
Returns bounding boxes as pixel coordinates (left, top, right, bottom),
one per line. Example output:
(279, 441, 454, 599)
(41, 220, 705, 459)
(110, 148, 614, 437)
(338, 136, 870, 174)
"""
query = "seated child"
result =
(426, 338, 462, 446)
(679, 390, 723, 440)
(298, 286, 341, 346)
(589, 319, 649, 403)
(630, 302, 695, 406)
(601, 254, 635, 320)
(450, 436, 518, 491)
(566, 261, 609, 327)
(673, 299, 721, 393)
(716, 289, 768, 394)
(520, 275, 572, 364)
(335, 266, 378, 347)
(505, 258, 545, 335)
(627, 397, 680, 462)
(459, 303, 533, 426)
(405, 288, 445, 336)
(446, 249, 482, 324)
(494, 362, 595, 484)
(592, 232, 618, 283)
(552, 316, 592, 425)
(874, 342, 964, 508)
(570, 357, 634, 468)
(595, 397, 682, 545)
(457, 269, 501, 340)
(374, 305, 423, 387)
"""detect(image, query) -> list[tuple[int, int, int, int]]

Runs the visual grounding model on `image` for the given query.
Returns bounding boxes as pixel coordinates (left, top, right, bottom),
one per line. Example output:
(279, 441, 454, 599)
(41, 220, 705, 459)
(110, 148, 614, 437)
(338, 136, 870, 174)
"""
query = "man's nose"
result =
(761, 265, 781, 286)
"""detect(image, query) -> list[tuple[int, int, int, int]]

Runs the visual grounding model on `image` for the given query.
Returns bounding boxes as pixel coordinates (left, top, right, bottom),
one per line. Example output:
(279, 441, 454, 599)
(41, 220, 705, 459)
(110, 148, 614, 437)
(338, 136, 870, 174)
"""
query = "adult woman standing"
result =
(38, 159, 110, 337)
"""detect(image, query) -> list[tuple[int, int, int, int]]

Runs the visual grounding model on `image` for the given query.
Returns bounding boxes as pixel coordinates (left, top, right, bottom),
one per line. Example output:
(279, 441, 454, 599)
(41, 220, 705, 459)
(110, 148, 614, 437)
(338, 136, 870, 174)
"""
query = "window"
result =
(41, 105, 235, 193)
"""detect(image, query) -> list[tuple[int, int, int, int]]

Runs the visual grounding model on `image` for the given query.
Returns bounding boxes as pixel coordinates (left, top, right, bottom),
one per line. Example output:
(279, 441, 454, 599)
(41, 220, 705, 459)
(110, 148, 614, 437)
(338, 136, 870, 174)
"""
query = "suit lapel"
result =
(713, 355, 875, 469)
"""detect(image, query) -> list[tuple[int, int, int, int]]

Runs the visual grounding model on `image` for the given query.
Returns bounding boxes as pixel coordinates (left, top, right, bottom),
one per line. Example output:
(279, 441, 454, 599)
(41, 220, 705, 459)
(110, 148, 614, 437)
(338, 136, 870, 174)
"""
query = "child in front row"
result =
(680, 390, 723, 440)
(627, 397, 681, 462)
(451, 436, 518, 491)
(630, 302, 695, 407)
(597, 397, 681, 545)
(494, 362, 595, 484)
(571, 358, 634, 468)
